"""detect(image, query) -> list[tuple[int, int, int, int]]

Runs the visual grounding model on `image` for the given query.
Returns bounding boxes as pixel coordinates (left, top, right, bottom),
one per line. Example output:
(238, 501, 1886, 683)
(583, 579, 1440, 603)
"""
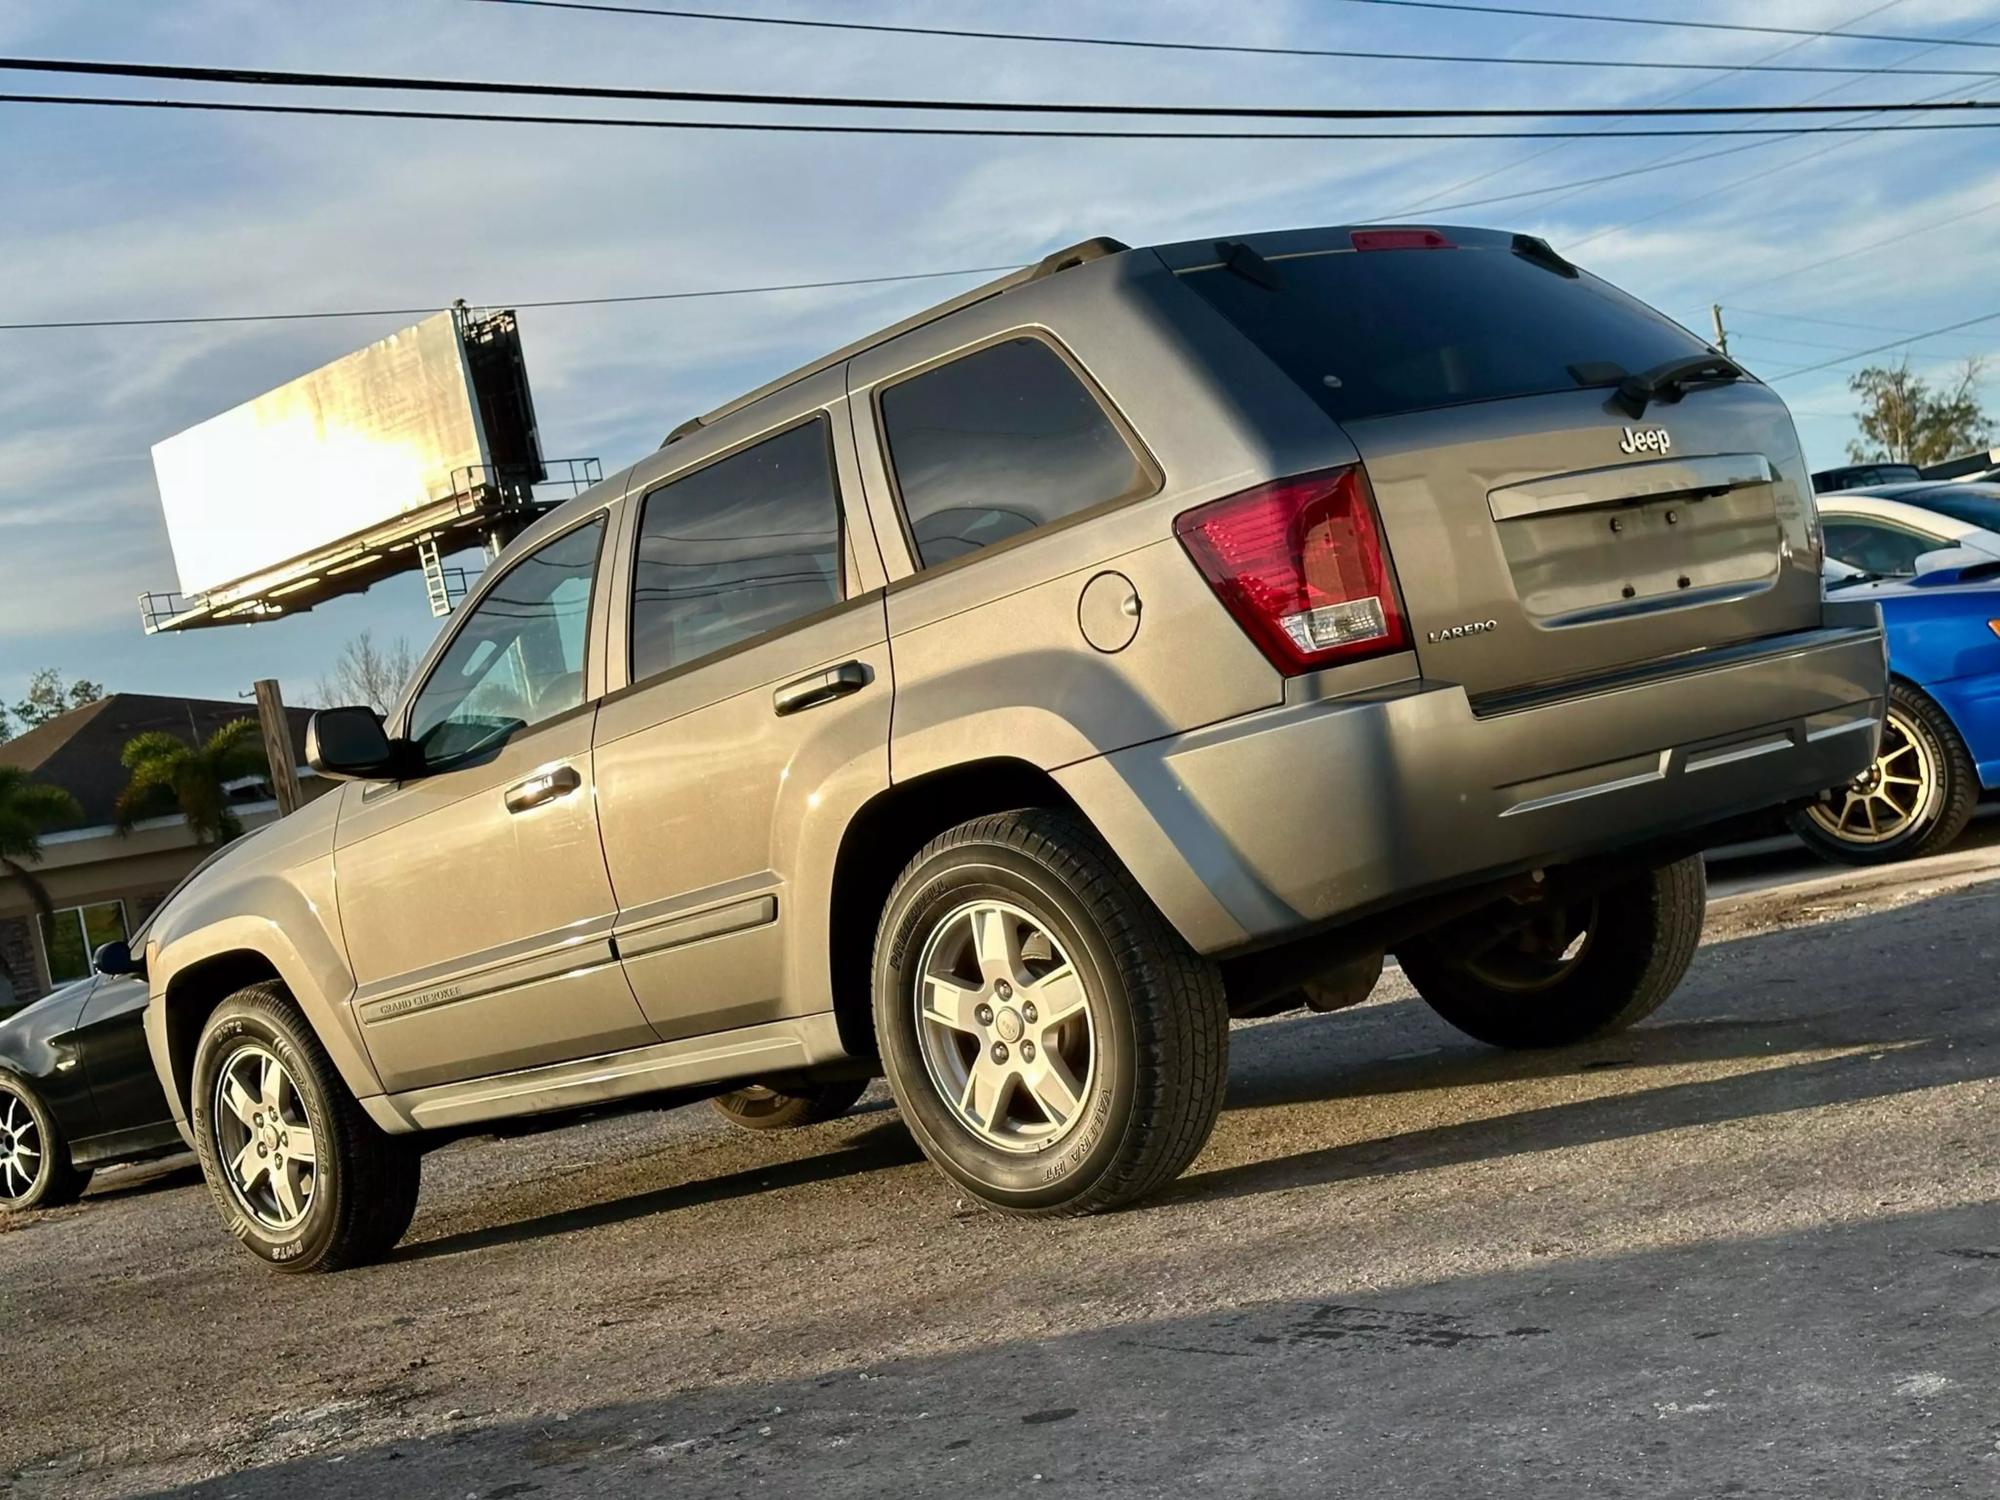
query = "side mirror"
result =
(306, 707, 417, 781)
(1909, 546, 2000, 587)
(92, 939, 144, 979)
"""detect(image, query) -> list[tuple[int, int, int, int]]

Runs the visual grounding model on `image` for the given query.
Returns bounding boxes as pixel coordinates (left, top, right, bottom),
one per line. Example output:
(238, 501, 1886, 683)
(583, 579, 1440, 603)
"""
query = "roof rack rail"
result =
(659, 234, 1128, 447)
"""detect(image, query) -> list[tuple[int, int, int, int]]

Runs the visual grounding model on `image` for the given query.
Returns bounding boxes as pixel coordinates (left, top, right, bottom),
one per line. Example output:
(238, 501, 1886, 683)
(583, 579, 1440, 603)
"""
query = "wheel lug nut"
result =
(995, 981, 1013, 1000)
(1021, 1041, 1036, 1062)
(1022, 1003, 1038, 1024)
(991, 1042, 1009, 1064)
(976, 1004, 994, 1026)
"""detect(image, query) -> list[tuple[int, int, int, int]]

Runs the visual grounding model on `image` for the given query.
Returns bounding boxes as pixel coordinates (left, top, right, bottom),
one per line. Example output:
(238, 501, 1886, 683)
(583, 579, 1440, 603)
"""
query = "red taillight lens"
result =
(1174, 466, 1409, 674)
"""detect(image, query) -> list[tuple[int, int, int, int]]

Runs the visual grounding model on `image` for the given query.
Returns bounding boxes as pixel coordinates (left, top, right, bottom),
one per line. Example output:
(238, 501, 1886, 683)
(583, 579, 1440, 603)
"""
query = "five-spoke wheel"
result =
(914, 899, 1095, 1151)
(874, 809, 1229, 1216)
(192, 982, 420, 1272)
(212, 1043, 319, 1233)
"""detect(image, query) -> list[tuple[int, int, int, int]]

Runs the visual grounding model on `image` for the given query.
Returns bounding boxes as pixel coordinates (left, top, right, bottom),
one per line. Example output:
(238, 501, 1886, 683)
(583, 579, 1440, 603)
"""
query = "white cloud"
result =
(3, 0, 1999, 698)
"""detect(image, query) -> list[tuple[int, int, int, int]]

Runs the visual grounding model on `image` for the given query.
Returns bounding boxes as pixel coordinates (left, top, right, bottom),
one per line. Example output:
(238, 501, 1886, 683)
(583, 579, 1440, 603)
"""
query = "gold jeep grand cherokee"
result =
(131, 227, 1884, 1270)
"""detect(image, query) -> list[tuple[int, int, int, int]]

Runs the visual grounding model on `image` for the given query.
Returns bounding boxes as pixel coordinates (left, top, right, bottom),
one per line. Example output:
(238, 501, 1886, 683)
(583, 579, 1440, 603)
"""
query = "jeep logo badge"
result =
(1619, 425, 1671, 456)
(1427, 619, 1499, 644)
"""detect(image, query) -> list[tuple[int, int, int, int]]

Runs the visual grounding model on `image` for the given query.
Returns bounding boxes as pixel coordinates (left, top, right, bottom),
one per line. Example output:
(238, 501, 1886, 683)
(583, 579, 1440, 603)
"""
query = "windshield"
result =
(1178, 243, 1719, 424)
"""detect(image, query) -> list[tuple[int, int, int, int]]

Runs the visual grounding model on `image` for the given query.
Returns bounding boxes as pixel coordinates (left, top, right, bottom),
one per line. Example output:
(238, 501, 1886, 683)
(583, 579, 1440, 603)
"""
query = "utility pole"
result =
(1710, 302, 1729, 357)
(252, 679, 304, 817)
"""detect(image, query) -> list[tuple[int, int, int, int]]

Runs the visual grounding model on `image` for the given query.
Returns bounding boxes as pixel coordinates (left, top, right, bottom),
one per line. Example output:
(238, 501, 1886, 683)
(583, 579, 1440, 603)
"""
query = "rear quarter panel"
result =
(1879, 585, 2000, 786)
(847, 248, 1376, 780)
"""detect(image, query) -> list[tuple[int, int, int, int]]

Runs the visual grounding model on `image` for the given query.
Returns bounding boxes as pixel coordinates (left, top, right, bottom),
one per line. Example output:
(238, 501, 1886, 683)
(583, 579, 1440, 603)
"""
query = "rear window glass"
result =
(880, 336, 1152, 567)
(1897, 486, 2000, 533)
(1180, 245, 1715, 424)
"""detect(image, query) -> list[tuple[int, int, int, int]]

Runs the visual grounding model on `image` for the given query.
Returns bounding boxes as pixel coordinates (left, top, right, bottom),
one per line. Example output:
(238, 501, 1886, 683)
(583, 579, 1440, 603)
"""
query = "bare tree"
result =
(313, 631, 419, 717)
(1847, 356, 1991, 467)
(11, 668, 106, 730)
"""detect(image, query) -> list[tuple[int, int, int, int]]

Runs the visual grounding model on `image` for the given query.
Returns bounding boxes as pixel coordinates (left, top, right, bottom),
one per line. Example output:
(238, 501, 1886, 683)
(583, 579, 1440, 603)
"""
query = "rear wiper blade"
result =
(1613, 353, 1745, 418)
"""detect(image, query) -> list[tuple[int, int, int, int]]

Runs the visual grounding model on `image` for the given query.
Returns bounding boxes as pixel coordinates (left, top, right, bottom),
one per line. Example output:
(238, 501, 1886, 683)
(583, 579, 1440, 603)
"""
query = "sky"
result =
(2, 0, 1998, 711)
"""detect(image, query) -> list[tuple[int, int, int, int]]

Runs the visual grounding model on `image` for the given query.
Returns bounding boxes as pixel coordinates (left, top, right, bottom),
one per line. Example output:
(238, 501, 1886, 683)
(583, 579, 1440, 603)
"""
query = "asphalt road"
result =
(2, 850, 1996, 1500)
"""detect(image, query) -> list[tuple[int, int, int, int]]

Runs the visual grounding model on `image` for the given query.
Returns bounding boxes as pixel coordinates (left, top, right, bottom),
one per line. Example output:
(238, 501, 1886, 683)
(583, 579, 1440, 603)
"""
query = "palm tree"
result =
(116, 718, 267, 845)
(0, 766, 84, 922)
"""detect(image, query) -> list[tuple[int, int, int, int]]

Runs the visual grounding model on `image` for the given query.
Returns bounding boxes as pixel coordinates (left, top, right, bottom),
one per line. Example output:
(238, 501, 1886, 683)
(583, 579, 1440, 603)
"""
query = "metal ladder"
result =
(417, 535, 453, 618)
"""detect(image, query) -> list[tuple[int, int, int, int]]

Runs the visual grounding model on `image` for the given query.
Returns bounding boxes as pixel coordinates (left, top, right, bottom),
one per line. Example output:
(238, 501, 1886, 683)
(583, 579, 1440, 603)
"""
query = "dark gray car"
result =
(135, 225, 1885, 1270)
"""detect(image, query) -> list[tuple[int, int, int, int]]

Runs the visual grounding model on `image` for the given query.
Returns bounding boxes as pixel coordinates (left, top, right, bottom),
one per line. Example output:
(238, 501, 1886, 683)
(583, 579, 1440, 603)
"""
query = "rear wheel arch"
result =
(826, 759, 1089, 1058)
(1889, 671, 1973, 752)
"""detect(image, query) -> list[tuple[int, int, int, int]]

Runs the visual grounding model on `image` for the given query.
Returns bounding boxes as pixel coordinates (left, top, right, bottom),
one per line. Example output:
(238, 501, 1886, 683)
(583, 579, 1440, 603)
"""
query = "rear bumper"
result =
(1056, 606, 1887, 955)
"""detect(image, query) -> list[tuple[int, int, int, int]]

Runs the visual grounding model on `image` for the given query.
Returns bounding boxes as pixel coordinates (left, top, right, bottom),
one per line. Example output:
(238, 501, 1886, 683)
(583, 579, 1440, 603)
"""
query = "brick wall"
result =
(0, 915, 41, 1007)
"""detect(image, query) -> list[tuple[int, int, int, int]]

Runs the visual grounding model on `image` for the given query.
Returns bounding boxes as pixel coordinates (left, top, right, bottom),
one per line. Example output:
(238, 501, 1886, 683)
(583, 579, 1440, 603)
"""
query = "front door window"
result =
(407, 517, 606, 763)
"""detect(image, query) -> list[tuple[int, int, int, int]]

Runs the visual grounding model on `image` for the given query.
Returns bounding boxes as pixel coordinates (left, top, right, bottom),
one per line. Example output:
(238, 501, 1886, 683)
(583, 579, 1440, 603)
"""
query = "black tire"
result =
(190, 982, 420, 1272)
(1788, 682, 1978, 866)
(872, 809, 1228, 1217)
(0, 1074, 91, 1212)
(710, 1077, 870, 1131)
(1397, 855, 1707, 1050)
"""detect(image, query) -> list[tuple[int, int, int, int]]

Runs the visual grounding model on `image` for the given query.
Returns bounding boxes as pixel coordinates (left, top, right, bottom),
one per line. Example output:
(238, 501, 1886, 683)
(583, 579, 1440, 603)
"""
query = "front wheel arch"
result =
(159, 951, 285, 1119)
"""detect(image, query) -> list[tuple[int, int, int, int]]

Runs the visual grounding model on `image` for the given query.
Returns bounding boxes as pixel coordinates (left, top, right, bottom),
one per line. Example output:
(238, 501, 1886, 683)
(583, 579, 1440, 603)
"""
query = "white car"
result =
(1817, 482, 2000, 577)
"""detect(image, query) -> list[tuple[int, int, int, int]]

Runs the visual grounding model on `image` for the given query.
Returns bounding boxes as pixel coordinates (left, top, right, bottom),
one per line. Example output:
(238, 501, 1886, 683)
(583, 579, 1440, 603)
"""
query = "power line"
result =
(0, 265, 1021, 331)
(1732, 307, 2000, 340)
(10, 92, 2000, 139)
(1386, 0, 1909, 217)
(1554, 24, 2000, 251)
(1764, 310, 2000, 381)
(459, 0, 2000, 79)
(1326, 0, 2000, 51)
(10, 57, 2000, 120)
(1717, 195, 2000, 296)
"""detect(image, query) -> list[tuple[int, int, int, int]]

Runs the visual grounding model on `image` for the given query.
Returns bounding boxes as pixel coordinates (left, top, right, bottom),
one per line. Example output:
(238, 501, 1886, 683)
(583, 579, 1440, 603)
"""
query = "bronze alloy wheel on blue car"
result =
(1790, 683, 1978, 866)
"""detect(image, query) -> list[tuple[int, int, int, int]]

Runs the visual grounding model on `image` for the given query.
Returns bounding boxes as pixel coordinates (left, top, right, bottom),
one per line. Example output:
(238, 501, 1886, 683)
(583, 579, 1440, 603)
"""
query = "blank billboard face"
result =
(150, 312, 488, 596)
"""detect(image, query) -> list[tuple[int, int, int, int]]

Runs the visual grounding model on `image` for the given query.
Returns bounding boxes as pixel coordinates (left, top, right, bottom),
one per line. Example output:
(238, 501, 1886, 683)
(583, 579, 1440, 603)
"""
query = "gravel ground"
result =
(2, 857, 1996, 1499)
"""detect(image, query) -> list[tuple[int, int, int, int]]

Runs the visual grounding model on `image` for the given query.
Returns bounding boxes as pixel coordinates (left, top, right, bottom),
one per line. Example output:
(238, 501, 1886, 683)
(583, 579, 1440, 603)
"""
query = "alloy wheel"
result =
(1806, 703, 1935, 846)
(0, 1089, 44, 1203)
(212, 1044, 319, 1232)
(913, 899, 1097, 1153)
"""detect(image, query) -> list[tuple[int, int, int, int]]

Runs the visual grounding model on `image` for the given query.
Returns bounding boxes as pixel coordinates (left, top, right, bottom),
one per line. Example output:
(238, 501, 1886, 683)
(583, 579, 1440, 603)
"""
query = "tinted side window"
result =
(408, 516, 605, 762)
(1823, 520, 1933, 576)
(630, 417, 844, 682)
(880, 336, 1150, 567)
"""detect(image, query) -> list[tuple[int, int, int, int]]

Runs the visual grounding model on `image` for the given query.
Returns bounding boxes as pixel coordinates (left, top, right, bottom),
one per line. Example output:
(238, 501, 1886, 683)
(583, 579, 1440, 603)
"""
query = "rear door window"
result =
(629, 417, 844, 682)
(879, 336, 1153, 567)
(1180, 243, 1717, 424)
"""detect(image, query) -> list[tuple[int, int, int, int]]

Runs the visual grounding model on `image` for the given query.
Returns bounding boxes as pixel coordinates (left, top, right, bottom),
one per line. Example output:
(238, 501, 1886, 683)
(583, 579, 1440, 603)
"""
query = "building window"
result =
(40, 901, 127, 986)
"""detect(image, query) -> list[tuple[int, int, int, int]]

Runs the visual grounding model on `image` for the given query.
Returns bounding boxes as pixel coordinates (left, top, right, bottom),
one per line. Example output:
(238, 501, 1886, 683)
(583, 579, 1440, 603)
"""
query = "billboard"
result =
(150, 311, 493, 596)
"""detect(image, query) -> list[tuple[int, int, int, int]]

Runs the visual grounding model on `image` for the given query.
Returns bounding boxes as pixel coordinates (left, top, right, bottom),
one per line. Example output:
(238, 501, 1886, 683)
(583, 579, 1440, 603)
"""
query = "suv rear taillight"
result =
(1174, 466, 1410, 675)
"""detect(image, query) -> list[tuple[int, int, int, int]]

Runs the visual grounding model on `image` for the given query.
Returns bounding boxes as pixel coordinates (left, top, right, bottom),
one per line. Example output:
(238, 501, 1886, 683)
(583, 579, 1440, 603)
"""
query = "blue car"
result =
(1797, 562, 2000, 863)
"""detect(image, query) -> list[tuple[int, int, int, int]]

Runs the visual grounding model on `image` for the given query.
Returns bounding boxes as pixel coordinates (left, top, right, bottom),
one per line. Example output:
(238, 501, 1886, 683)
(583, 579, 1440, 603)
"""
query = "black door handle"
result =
(504, 764, 582, 813)
(773, 660, 872, 716)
